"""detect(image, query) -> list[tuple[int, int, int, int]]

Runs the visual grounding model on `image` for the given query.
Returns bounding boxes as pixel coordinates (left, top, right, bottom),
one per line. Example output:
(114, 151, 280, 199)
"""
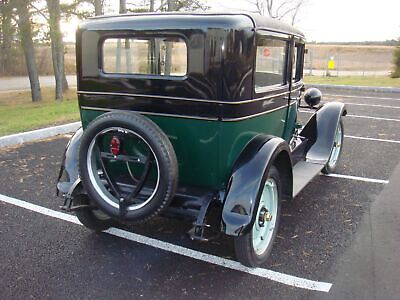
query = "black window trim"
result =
(253, 31, 290, 95)
(292, 42, 305, 83)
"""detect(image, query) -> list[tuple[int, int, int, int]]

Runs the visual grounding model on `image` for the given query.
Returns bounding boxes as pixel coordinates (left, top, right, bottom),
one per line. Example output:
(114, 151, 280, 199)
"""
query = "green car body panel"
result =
(80, 100, 297, 189)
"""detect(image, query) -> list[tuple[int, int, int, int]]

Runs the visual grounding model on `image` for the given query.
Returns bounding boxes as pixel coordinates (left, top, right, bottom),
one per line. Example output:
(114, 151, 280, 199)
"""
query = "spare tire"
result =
(79, 111, 178, 222)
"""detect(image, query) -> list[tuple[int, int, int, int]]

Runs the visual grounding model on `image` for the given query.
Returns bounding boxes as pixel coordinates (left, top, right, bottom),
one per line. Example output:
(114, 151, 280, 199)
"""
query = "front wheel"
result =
(234, 166, 281, 267)
(322, 119, 344, 174)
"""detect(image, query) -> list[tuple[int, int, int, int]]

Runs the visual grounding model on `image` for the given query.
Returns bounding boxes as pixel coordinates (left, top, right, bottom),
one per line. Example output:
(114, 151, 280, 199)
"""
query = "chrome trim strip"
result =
(80, 106, 219, 121)
(80, 100, 297, 122)
(77, 87, 302, 105)
(255, 83, 289, 94)
(223, 100, 297, 122)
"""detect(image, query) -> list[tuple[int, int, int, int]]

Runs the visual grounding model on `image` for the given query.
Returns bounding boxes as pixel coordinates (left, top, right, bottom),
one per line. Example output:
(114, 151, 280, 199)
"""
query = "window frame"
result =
(292, 42, 305, 83)
(253, 31, 290, 94)
(99, 33, 189, 80)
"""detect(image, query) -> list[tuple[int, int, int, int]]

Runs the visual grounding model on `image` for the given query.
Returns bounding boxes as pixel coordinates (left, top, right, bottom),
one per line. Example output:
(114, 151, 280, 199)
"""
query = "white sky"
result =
(62, 0, 400, 42)
(209, 0, 400, 42)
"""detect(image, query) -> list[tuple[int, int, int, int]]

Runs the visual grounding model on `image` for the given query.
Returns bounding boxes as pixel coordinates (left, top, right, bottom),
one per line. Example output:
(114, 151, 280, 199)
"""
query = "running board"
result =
(292, 161, 325, 197)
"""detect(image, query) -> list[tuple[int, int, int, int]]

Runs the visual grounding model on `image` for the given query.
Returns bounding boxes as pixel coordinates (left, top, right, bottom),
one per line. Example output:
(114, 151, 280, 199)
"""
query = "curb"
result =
(307, 83, 400, 94)
(0, 122, 81, 148)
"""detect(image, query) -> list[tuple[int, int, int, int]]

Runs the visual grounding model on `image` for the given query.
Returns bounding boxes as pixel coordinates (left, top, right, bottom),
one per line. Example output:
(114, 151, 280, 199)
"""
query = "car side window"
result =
(292, 43, 304, 82)
(255, 38, 287, 92)
(102, 37, 187, 76)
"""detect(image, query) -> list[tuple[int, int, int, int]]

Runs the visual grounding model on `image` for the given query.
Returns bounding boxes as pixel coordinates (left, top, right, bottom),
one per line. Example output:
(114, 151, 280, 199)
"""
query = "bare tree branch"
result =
(245, 0, 305, 24)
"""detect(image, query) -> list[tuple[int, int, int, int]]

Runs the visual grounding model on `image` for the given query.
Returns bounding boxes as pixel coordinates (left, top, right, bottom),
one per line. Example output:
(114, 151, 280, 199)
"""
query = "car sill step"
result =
(292, 161, 324, 198)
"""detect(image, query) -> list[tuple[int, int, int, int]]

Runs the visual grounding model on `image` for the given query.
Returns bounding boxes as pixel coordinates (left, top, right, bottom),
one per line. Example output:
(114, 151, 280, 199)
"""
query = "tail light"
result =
(110, 136, 121, 155)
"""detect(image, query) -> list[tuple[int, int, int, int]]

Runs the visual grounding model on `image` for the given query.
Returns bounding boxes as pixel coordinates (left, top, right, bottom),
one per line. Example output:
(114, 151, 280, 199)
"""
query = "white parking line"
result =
(324, 94, 400, 101)
(345, 135, 400, 144)
(346, 114, 400, 122)
(0, 193, 333, 293)
(325, 173, 389, 184)
(298, 109, 400, 122)
(339, 102, 400, 109)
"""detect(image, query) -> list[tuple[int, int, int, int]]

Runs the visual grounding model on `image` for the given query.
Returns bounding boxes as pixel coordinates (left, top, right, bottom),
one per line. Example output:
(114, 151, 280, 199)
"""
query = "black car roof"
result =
(80, 12, 305, 38)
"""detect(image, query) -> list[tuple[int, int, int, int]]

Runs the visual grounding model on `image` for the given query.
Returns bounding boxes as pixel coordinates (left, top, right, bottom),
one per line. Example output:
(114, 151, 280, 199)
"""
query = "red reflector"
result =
(263, 47, 271, 57)
(110, 136, 121, 155)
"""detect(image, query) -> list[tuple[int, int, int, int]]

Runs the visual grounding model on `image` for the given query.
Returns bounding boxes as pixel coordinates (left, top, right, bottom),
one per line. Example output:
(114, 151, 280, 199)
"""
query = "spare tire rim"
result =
(328, 123, 342, 169)
(252, 178, 278, 256)
(86, 127, 160, 211)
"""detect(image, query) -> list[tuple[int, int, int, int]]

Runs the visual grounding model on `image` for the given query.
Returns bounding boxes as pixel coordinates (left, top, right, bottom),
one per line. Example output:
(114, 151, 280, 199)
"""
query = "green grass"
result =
(0, 88, 80, 136)
(304, 76, 400, 87)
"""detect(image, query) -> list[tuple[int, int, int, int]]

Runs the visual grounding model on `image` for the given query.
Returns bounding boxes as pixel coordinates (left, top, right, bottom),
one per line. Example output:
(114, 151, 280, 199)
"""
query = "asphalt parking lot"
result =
(1, 88, 399, 299)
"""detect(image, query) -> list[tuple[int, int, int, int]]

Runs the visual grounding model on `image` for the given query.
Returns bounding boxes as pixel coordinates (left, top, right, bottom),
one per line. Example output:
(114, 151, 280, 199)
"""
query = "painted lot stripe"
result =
(338, 102, 400, 109)
(298, 109, 400, 122)
(346, 114, 400, 122)
(324, 94, 400, 101)
(0, 193, 332, 293)
(325, 173, 389, 184)
(345, 135, 400, 144)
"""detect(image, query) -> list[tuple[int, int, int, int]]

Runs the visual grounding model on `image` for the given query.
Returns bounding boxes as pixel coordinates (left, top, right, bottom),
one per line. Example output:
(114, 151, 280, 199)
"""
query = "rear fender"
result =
(222, 135, 292, 236)
(300, 102, 347, 164)
(56, 128, 83, 197)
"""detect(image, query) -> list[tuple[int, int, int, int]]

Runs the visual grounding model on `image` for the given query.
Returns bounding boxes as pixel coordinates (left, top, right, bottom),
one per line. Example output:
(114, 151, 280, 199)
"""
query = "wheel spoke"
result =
(123, 154, 153, 206)
(126, 162, 139, 184)
(94, 144, 122, 199)
(100, 152, 143, 163)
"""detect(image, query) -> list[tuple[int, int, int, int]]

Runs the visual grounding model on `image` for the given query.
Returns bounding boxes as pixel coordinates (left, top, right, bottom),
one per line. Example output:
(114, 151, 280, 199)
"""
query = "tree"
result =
(247, 0, 305, 25)
(161, 0, 208, 11)
(47, 0, 68, 100)
(14, 0, 42, 102)
(392, 38, 400, 78)
(93, 0, 103, 16)
(164, 0, 175, 75)
(0, 0, 18, 76)
(116, 0, 132, 72)
(61, 0, 105, 18)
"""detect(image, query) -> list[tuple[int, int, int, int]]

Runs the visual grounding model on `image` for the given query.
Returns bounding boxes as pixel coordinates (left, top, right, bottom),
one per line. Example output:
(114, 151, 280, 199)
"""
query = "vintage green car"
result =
(57, 12, 346, 267)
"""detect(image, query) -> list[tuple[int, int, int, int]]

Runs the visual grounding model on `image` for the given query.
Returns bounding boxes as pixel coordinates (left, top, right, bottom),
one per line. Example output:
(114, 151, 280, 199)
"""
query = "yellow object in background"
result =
(328, 56, 335, 70)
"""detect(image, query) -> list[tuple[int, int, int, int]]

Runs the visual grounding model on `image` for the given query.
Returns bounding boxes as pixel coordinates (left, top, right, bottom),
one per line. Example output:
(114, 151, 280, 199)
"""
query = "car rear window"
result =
(102, 37, 187, 76)
(255, 38, 287, 91)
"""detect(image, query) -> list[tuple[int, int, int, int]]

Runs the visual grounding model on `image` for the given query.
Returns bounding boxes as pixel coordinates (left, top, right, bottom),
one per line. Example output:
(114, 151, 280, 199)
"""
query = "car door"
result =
(283, 38, 306, 140)
(254, 32, 290, 138)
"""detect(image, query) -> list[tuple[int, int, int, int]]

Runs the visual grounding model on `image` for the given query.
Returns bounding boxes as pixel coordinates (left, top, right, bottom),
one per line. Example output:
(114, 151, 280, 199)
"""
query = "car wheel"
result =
(322, 119, 344, 174)
(79, 111, 178, 222)
(234, 166, 281, 267)
(74, 194, 112, 232)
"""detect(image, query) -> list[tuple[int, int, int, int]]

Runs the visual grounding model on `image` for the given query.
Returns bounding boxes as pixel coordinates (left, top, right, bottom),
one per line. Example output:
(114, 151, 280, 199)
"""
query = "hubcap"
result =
(327, 123, 342, 169)
(252, 178, 278, 256)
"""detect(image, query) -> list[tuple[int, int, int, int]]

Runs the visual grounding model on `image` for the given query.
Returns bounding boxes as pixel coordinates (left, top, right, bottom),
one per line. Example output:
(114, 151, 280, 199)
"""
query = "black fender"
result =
(56, 128, 83, 197)
(222, 135, 293, 236)
(300, 102, 347, 164)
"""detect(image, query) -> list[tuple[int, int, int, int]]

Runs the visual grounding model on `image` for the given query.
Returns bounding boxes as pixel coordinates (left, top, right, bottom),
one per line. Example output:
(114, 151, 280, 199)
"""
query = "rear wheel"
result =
(234, 166, 281, 267)
(74, 194, 112, 232)
(322, 120, 344, 174)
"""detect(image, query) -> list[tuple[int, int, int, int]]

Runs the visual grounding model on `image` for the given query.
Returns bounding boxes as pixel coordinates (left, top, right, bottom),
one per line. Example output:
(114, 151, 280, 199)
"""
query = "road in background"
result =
(0, 73, 395, 92)
(0, 75, 77, 92)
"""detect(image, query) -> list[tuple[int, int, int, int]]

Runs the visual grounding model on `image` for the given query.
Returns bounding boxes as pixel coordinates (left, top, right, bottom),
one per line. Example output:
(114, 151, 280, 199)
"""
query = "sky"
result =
(208, 0, 400, 42)
(62, 0, 400, 42)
